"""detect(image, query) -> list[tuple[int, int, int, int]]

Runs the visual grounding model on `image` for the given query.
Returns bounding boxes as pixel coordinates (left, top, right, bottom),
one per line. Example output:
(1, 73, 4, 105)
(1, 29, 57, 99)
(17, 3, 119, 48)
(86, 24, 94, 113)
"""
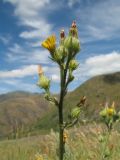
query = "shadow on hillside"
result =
(103, 72, 120, 84)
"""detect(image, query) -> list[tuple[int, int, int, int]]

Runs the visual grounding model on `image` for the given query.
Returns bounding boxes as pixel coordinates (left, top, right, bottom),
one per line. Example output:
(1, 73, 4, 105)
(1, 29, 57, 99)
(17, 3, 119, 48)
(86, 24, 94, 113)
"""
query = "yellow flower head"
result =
(107, 108, 114, 116)
(107, 101, 116, 116)
(41, 35, 56, 53)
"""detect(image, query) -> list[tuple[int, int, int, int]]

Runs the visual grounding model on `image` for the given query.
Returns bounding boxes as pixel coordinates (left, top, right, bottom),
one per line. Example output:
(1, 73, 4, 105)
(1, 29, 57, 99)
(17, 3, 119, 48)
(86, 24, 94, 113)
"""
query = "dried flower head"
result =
(63, 132, 68, 143)
(71, 20, 77, 28)
(60, 29, 65, 39)
(38, 65, 43, 76)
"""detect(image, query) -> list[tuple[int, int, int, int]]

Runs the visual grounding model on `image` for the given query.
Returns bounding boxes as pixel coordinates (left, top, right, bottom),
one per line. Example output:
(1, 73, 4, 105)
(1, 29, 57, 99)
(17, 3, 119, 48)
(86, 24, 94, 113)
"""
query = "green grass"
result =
(0, 123, 120, 160)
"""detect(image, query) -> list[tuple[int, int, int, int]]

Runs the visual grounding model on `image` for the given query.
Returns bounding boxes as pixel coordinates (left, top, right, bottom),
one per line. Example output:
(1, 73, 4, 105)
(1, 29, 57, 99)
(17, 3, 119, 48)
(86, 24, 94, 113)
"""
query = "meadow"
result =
(0, 123, 120, 160)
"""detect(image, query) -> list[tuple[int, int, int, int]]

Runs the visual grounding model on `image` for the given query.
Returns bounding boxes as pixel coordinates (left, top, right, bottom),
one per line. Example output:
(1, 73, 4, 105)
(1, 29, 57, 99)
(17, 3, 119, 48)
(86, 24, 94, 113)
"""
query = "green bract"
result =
(99, 108, 107, 117)
(38, 75, 50, 90)
(69, 59, 79, 70)
(72, 37, 80, 53)
(71, 107, 81, 119)
(64, 36, 72, 50)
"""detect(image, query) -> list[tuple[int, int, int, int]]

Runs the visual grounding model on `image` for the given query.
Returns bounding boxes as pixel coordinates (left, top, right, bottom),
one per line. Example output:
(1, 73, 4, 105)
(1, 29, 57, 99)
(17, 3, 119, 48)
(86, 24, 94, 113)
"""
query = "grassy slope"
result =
(0, 124, 120, 160)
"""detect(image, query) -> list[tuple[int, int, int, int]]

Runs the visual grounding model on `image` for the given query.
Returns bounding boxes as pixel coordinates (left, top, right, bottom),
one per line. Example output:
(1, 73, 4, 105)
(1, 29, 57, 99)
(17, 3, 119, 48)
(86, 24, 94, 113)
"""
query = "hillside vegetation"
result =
(0, 124, 120, 160)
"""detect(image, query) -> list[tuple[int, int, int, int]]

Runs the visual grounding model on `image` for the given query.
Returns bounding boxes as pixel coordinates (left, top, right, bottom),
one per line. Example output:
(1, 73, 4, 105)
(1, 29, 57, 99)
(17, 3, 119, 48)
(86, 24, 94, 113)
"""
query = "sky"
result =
(0, 0, 120, 94)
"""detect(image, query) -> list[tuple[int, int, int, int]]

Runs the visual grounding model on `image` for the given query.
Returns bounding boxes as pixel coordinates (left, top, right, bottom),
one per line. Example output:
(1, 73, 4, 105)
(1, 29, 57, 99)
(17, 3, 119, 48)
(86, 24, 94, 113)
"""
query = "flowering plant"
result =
(99, 102, 120, 159)
(37, 21, 86, 160)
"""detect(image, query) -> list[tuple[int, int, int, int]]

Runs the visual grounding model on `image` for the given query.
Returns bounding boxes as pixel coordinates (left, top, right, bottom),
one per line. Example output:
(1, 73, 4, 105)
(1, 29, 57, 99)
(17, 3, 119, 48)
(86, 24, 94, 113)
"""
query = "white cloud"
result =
(0, 78, 39, 93)
(19, 24, 52, 39)
(4, 0, 50, 17)
(51, 74, 60, 82)
(75, 51, 120, 79)
(3, 51, 120, 82)
(77, 0, 120, 42)
(4, 0, 53, 40)
(0, 64, 60, 81)
(0, 63, 60, 94)
(0, 65, 38, 78)
(6, 43, 50, 64)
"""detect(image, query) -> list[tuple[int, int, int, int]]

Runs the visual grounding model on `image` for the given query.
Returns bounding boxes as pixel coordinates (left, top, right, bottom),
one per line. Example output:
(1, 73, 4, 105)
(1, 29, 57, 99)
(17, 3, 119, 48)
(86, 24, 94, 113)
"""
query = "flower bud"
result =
(69, 59, 79, 70)
(69, 21, 78, 38)
(37, 75, 50, 90)
(54, 45, 68, 61)
(64, 36, 80, 54)
(71, 107, 81, 118)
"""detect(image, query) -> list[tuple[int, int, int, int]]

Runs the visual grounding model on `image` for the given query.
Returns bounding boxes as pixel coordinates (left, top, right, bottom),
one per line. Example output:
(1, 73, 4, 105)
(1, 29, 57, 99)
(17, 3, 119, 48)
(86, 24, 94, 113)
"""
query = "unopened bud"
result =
(69, 59, 79, 70)
(54, 45, 68, 61)
(64, 36, 80, 53)
(69, 21, 78, 38)
(37, 75, 50, 90)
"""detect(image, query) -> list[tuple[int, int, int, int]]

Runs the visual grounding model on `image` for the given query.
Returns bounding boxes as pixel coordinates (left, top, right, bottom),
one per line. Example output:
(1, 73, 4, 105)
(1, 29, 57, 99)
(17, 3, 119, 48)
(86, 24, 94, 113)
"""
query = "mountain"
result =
(0, 91, 50, 138)
(0, 72, 120, 138)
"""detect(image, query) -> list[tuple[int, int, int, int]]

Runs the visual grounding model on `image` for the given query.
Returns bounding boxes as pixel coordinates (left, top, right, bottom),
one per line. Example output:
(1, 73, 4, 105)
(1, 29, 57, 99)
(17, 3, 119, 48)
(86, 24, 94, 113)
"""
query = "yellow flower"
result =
(107, 102, 116, 116)
(41, 35, 56, 53)
(107, 108, 114, 116)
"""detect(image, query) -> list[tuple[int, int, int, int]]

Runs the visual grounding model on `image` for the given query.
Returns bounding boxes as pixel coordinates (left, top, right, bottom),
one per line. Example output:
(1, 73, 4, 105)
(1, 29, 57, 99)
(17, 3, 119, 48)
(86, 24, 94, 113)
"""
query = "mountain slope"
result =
(0, 72, 120, 138)
(0, 91, 50, 138)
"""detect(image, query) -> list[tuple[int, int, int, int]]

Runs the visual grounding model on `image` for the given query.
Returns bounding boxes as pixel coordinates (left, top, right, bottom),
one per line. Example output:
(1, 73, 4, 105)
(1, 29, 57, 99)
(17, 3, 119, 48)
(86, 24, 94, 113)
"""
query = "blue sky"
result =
(0, 0, 120, 94)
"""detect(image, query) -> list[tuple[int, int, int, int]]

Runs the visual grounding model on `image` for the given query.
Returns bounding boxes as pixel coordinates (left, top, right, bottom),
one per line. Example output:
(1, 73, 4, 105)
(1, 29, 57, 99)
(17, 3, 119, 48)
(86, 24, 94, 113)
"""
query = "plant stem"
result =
(58, 53, 72, 160)
(59, 67, 65, 160)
